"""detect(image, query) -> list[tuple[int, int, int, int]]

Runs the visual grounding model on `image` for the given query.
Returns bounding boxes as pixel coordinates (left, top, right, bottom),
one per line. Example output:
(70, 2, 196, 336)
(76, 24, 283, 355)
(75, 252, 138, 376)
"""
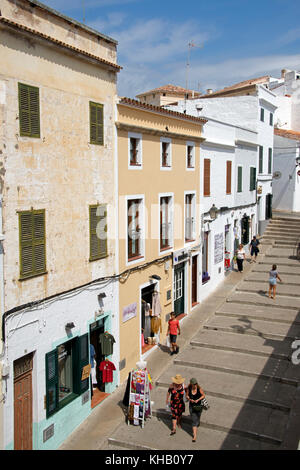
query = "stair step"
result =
(227, 291, 300, 311)
(237, 280, 300, 298)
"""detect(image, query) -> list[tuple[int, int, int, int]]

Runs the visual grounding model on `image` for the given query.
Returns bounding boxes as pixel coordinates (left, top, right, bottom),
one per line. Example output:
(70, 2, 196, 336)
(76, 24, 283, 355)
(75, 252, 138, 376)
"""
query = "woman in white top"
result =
(236, 244, 246, 272)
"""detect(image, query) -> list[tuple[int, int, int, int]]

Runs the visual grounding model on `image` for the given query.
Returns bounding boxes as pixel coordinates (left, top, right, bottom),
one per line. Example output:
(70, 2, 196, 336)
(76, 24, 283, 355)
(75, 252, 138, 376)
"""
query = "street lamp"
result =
(209, 204, 218, 220)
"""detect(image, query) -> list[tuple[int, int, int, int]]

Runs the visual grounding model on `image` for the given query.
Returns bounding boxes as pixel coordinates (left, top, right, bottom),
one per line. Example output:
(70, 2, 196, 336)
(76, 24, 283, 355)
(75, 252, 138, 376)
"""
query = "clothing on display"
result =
(152, 291, 162, 317)
(127, 366, 152, 428)
(151, 316, 162, 334)
(99, 359, 116, 383)
(99, 332, 116, 356)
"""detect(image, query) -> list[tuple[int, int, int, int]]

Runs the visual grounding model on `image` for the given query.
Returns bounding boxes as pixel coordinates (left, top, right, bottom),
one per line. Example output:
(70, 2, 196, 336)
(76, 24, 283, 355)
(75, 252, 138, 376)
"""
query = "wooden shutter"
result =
(268, 148, 272, 174)
(203, 159, 210, 196)
(237, 166, 242, 192)
(90, 102, 104, 145)
(74, 334, 89, 395)
(250, 167, 256, 191)
(259, 146, 263, 173)
(45, 350, 59, 418)
(19, 210, 46, 279)
(18, 83, 40, 138)
(90, 205, 107, 261)
(226, 161, 232, 194)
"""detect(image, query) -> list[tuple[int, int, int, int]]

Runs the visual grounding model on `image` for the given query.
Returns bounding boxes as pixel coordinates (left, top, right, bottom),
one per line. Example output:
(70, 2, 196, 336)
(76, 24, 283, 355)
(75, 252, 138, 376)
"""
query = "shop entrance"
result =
(241, 216, 250, 245)
(174, 262, 185, 316)
(89, 318, 109, 408)
(191, 255, 198, 306)
(141, 283, 159, 354)
(14, 353, 33, 450)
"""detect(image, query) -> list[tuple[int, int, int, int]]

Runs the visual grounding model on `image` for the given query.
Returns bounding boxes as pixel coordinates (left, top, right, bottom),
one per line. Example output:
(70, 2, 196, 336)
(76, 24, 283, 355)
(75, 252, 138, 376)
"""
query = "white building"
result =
(0, 0, 120, 450)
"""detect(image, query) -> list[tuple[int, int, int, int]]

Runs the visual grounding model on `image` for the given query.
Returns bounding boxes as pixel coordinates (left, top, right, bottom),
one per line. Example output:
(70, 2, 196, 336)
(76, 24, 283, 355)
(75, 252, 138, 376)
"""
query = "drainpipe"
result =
(0, 196, 4, 450)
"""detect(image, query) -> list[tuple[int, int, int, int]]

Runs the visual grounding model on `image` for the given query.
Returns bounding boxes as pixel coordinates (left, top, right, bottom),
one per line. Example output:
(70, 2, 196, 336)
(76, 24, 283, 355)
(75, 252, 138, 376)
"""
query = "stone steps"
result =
(245, 271, 300, 285)
(106, 413, 279, 450)
(236, 280, 300, 298)
(226, 291, 300, 311)
(204, 312, 300, 341)
(215, 301, 300, 325)
(251, 264, 300, 275)
(259, 256, 300, 266)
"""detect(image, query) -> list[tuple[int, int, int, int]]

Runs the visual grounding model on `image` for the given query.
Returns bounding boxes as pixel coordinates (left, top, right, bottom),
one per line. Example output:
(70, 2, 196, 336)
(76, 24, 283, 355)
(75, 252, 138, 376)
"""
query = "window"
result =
(260, 108, 264, 122)
(186, 142, 195, 169)
(203, 158, 211, 196)
(268, 148, 272, 174)
(226, 161, 232, 194)
(237, 166, 243, 193)
(90, 101, 104, 145)
(160, 196, 172, 251)
(250, 167, 256, 191)
(128, 133, 142, 167)
(185, 193, 196, 242)
(19, 209, 46, 279)
(160, 138, 171, 168)
(89, 204, 107, 261)
(18, 83, 40, 138)
(45, 335, 89, 418)
(127, 198, 143, 261)
(259, 146, 263, 174)
(269, 113, 273, 126)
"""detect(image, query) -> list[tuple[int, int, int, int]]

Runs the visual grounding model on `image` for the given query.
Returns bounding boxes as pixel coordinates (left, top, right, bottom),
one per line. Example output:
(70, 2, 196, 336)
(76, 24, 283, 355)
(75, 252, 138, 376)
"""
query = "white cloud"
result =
(278, 28, 300, 46)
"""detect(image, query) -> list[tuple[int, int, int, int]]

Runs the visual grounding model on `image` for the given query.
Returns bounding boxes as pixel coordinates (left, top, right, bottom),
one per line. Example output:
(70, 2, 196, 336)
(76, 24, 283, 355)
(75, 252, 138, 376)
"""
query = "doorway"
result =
(191, 255, 198, 306)
(174, 262, 185, 316)
(141, 282, 158, 354)
(266, 194, 273, 220)
(14, 353, 33, 450)
(89, 318, 110, 408)
(241, 216, 250, 245)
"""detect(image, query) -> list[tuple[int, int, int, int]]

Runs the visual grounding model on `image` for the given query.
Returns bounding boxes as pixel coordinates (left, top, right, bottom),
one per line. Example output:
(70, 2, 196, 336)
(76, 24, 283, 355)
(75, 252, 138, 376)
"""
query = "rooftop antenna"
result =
(185, 41, 203, 110)
(82, 0, 85, 23)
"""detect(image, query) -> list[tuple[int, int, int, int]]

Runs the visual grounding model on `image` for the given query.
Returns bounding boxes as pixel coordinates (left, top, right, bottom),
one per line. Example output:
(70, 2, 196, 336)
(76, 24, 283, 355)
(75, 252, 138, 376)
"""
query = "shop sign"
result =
(173, 248, 189, 266)
(122, 302, 137, 323)
(214, 233, 224, 264)
(81, 364, 91, 381)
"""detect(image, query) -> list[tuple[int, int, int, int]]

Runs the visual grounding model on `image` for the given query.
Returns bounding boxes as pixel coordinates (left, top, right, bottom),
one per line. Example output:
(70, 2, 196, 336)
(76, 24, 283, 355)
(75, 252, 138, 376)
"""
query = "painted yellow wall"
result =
(117, 103, 203, 381)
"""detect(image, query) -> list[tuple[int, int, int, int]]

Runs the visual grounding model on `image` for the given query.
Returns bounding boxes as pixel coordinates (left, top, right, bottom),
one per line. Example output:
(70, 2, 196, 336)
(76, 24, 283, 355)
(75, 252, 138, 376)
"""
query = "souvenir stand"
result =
(127, 362, 152, 428)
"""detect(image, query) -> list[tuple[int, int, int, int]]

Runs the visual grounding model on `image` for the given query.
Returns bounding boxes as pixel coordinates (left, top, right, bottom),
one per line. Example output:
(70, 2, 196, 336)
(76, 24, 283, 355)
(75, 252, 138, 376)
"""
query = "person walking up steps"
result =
(166, 374, 185, 435)
(268, 264, 283, 300)
(236, 244, 246, 273)
(250, 235, 260, 263)
(167, 312, 180, 355)
(185, 378, 205, 443)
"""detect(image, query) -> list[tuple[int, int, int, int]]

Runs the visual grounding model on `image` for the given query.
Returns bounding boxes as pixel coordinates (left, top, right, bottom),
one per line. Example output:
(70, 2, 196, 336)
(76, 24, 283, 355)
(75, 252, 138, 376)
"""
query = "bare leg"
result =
(192, 426, 197, 441)
(171, 419, 177, 434)
(273, 285, 276, 300)
(269, 284, 272, 298)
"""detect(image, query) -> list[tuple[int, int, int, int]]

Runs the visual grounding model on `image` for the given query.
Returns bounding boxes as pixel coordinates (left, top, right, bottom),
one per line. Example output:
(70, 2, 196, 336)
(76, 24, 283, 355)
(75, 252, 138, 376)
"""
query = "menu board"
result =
(214, 233, 224, 264)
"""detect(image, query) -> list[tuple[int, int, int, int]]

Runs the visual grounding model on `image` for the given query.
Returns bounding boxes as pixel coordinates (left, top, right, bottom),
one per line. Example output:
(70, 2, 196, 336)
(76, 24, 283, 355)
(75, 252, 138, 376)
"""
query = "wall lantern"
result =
(209, 204, 218, 220)
(98, 292, 106, 300)
(150, 274, 161, 280)
(65, 322, 75, 330)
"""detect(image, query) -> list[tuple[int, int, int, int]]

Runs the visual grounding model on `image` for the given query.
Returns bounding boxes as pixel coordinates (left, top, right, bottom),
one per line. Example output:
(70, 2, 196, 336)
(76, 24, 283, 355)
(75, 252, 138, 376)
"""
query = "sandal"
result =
(170, 430, 176, 435)
(192, 439, 196, 442)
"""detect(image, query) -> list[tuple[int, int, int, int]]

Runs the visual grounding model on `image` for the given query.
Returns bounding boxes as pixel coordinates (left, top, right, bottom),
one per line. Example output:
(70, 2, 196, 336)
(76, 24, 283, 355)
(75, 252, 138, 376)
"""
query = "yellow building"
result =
(116, 98, 206, 382)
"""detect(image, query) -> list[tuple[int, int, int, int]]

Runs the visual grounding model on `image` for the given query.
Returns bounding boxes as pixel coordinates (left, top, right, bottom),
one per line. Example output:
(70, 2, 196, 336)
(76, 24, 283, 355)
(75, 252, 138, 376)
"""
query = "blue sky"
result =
(42, 0, 300, 98)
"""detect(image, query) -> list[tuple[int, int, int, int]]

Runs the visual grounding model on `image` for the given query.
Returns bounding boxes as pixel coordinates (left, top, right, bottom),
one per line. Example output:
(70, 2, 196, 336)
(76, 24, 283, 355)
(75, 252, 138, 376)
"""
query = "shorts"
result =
(170, 334, 177, 344)
(269, 278, 277, 286)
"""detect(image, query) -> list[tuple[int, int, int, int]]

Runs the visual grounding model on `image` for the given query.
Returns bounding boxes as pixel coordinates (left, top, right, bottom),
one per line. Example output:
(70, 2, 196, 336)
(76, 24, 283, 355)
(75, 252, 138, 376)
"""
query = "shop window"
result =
(45, 334, 89, 418)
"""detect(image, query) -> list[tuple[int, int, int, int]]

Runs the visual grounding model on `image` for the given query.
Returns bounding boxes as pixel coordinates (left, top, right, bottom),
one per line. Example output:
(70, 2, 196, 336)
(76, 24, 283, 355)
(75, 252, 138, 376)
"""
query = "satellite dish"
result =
(273, 171, 282, 179)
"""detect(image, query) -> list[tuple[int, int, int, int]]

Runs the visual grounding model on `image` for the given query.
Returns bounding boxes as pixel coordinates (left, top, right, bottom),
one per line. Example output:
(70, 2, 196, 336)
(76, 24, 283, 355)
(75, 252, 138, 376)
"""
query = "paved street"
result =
(59, 216, 300, 451)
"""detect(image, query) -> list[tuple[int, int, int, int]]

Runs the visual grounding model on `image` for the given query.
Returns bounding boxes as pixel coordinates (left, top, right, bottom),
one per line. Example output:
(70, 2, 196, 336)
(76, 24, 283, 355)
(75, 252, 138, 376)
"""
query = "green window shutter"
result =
(268, 148, 272, 174)
(18, 83, 40, 138)
(89, 204, 107, 261)
(237, 166, 242, 192)
(90, 101, 104, 145)
(259, 146, 263, 173)
(250, 167, 256, 191)
(73, 334, 89, 395)
(45, 349, 59, 418)
(19, 209, 46, 279)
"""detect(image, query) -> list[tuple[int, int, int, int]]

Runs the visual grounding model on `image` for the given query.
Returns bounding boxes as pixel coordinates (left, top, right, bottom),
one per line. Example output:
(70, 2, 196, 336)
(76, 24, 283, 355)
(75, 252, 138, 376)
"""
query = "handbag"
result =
(200, 397, 210, 410)
(192, 403, 203, 412)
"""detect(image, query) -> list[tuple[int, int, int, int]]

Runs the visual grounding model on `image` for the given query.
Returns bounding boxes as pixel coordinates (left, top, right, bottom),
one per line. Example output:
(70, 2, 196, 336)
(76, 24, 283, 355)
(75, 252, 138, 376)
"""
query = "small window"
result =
(259, 146, 263, 174)
(226, 161, 232, 194)
(127, 199, 143, 261)
(89, 204, 107, 261)
(129, 133, 142, 167)
(186, 143, 195, 169)
(18, 83, 40, 138)
(185, 194, 196, 242)
(260, 108, 265, 122)
(203, 158, 211, 196)
(19, 209, 46, 279)
(90, 101, 104, 145)
(268, 148, 272, 174)
(160, 138, 171, 168)
(160, 196, 172, 251)
(269, 113, 273, 126)
(250, 167, 256, 191)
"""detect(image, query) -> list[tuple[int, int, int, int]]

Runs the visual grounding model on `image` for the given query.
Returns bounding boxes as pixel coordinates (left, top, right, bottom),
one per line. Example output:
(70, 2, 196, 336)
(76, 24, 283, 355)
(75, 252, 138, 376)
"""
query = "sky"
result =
(42, 0, 300, 98)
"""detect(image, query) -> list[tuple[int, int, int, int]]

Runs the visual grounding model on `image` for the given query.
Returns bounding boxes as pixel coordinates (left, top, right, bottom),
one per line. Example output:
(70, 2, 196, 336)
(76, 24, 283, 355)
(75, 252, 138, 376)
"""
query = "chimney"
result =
(206, 88, 213, 94)
(281, 69, 287, 79)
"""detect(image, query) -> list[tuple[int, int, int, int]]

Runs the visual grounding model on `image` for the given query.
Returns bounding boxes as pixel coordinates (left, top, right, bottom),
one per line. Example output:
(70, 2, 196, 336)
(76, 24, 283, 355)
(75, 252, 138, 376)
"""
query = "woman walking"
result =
(250, 236, 260, 263)
(166, 311, 181, 355)
(166, 374, 185, 435)
(269, 264, 282, 299)
(185, 378, 205, 442)
(236, 244, 246, 273)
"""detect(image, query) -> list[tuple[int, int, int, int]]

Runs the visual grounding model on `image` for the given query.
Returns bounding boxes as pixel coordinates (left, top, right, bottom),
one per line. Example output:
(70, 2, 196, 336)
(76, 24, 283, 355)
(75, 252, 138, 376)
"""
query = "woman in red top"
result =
(166, 311, 180, 355)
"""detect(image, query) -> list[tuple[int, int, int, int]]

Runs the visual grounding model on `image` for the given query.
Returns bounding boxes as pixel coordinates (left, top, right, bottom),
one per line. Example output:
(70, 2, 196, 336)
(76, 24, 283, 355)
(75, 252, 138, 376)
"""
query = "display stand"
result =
(127, 367, 152, 428)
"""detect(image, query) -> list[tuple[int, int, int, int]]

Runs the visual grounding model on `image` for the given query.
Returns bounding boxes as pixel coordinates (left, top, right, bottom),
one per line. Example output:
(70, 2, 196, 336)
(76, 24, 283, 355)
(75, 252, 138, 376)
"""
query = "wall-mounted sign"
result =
(214, 233, 224, 265)
(122, 302, 137, 323)
(81, 364, 91, 381)
(173, 248, 189, 266)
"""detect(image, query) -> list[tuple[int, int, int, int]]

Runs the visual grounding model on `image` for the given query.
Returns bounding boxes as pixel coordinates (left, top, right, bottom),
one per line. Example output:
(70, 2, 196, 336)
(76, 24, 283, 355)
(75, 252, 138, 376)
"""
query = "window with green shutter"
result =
(250, 167, 256, 191)
(19, 209, 46, 279)
(268, 148, 272, 174)
(259, 146, 263, 174)
(18, 83, 40, 138)
(90, 101, 104, 145)
(89, 204, 107, 261)
(237, 166, 243, 192)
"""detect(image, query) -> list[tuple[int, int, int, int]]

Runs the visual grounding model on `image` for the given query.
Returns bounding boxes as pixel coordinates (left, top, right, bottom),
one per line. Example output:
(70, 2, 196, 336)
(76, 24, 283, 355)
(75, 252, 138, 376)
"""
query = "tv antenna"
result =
(82, 0, 85, 23)
(185, 41, 203, 93)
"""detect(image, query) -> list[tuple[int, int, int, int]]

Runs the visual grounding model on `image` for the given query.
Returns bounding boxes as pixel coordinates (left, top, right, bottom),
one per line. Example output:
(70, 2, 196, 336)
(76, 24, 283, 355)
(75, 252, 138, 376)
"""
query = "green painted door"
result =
(174, 263, 185, 316)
